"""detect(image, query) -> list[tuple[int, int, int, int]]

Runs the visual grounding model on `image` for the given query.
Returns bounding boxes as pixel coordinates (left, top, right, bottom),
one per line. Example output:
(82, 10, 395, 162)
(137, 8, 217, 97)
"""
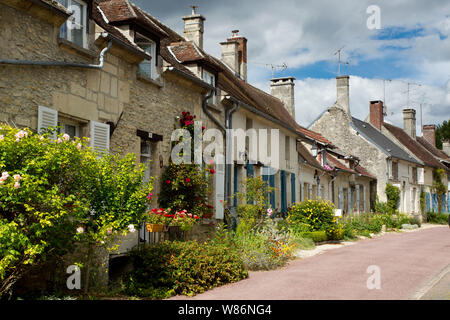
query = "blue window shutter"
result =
(247, 163, 254, 177)
(281, 170, 287, 213)
(233, 165, 238, 207)
(291, 173, 296, 203)
(269, 173, 275, 208)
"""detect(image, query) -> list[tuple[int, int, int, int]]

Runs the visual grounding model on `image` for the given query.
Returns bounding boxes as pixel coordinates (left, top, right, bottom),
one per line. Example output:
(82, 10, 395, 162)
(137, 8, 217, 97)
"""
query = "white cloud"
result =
(134, 0, 450, 128)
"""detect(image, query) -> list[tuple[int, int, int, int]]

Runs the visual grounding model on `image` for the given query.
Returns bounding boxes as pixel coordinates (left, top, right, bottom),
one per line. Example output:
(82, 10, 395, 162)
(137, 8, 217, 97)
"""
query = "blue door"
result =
(281, 170, 287, 214)
(291, 173, 296, 204)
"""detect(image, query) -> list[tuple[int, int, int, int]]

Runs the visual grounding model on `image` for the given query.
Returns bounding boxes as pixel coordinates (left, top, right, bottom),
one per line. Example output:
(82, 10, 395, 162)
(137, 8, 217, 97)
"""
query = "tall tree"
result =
(435, 119, 450, 149)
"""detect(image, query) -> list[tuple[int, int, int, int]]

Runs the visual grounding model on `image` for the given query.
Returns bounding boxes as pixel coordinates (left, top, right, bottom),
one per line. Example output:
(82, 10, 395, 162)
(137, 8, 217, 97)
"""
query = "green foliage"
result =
(297, 231, 328, 242)
(408, 216, 422, 227)
(236, 176, 274, 210)
(287, 199, 339, 240)
(125, 240, 248, 298)
(0, 125, 151, 296)
(432, 168, 448, 213)
(435, 119, 450, 150)
(420, 192, 426, 215)
(158, 111, 214, 218)
(427, 212, 449, 225)
(385, 184, 401, 213)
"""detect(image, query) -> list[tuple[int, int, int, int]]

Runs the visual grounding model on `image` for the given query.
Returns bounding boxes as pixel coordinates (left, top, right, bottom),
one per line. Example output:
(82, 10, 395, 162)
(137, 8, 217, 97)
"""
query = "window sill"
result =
(205, 103, 222, 113)
(58, 38, 97, 59)
(137, 73, 164, 88)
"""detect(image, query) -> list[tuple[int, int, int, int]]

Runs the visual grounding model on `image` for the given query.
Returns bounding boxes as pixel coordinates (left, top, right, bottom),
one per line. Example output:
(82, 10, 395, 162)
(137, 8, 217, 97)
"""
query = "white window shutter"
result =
(418, 167, 424, 185)
(38, 106, 58, 139)
(90, 121, 110, 153)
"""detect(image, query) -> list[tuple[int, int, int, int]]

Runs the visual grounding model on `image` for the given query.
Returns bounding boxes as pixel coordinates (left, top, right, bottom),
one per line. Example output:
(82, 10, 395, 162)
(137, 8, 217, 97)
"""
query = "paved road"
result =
(173, 225, 450, 300)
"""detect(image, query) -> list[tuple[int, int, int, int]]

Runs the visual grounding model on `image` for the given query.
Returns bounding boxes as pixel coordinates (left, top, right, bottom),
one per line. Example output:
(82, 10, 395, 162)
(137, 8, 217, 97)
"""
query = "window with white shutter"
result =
(90, 121, 110, 153)
(38, 106, 58, 139)
(418, 167, 424, 185)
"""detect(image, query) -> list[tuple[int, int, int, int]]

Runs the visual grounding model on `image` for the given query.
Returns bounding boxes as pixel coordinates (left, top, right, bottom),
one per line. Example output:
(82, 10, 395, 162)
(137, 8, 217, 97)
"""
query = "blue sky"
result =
(133, 0, 450, 129)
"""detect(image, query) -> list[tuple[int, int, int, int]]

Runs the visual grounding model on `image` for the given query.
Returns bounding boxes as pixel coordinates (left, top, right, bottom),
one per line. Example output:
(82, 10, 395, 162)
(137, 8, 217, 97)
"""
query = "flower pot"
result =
(146, 223, 164, 233)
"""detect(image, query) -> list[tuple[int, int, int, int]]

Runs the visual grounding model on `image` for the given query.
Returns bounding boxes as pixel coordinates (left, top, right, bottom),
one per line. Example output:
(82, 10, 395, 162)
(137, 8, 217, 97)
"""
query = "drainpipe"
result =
(0, 33, 112, 69)
(225, 101, 240, 206)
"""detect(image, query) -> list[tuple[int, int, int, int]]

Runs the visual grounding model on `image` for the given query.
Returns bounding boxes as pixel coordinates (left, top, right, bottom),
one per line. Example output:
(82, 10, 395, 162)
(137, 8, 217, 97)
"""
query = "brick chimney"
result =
(369, 100, 384, 131)
(182, 6, 205, 49)
(336, 76, 350, 115)
(270, 77, 296, 118)
(220, 30, 247, 81)
(422, 124, 436, 147)
(402, 109, 416, 139)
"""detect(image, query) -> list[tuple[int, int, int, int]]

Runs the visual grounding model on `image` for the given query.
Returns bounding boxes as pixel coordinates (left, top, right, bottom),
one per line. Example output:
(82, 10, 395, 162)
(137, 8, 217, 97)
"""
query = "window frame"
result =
(59, 0, 88, 49)
(136, 33, 157, 80)
(202, 69, 216, 105)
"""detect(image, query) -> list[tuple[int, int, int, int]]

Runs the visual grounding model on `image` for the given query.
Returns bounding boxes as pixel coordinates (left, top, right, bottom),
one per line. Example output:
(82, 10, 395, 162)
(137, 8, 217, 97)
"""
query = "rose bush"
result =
(0, 124, 152, 296)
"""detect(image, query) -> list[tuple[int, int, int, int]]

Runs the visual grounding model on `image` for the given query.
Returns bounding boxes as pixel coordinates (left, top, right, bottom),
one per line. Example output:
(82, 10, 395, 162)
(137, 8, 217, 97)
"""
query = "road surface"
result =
(172, 225, 450, 300)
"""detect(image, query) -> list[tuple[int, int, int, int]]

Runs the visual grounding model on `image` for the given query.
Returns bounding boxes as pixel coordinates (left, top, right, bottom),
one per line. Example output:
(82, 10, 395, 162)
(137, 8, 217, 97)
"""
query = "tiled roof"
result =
(416, 137, 450, 161)
(383, 123, 448, 170)
(326, 153, 375, 179)
(351, 117, 422, 165)
(168, 41, 224, 72)
(92, 5, 148, 56)
(297, 142, 323, 170)
(98, 1, 168, 37)
(296, 126, 333, 145)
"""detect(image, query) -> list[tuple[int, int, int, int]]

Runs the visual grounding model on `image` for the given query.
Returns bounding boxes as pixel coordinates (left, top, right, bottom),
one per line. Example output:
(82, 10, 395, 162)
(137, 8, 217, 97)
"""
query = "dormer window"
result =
(202, 69, 216, 104)
(136, 33, 157, 80)
(57, 0, 88, 48)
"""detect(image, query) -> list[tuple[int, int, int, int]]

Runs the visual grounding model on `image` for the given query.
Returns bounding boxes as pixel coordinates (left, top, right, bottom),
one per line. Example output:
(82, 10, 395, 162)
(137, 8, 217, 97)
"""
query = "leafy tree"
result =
(431, 168, 448, 213)
(435, 119, 450, 150)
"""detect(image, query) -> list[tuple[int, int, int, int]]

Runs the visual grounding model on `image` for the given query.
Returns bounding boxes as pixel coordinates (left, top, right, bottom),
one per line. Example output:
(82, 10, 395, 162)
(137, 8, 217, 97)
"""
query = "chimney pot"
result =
(402, 108, 416, 139)
(220, 32, 247, 81)
(336, 76, 350, 115)
(422, 124, 436, 147)
(369, 100, 384, 131)
(442, 140, 450, 156)
(182, 7, 205, 49)
(270, 77, 296, 118)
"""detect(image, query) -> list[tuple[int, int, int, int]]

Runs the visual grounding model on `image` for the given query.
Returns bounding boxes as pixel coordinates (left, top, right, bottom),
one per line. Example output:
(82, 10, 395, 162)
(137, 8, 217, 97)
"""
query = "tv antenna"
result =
(334, 46, 349, 76)
(252, 62, 288, 78)
(403, 81, 422, 108)
(373, 78, 392, 115)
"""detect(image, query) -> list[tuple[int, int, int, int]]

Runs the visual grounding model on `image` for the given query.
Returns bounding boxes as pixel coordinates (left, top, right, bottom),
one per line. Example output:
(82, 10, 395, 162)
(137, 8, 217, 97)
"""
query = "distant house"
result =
(309, 76, 425, 218)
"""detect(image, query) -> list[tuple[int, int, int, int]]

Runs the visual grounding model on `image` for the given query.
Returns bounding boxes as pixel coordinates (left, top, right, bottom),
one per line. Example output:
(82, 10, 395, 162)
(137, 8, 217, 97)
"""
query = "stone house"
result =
(381, 110, 449, 213)
(309, 76, 425, 218)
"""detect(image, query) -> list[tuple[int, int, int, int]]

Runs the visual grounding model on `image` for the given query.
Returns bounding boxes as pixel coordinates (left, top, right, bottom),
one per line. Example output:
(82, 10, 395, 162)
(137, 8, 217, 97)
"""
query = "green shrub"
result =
(232, 219, 294, 270)
(298, 231, 328, 242)
(427, 212, 449, 225)
(126, 240, 248, 298)
(0, 125, 152, 296)
(385, 184, 401, 213)
(287, 199, 336, 232)
(290, 236, 315, 250)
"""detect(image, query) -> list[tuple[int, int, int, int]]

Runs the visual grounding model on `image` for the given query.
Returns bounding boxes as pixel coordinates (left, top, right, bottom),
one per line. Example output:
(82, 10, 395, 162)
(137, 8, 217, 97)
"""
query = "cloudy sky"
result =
(133, 0, 450, 133)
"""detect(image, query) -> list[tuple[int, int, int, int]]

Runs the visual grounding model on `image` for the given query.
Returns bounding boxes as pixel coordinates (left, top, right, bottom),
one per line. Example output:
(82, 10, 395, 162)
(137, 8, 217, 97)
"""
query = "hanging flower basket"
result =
(146, 223, 164, 233)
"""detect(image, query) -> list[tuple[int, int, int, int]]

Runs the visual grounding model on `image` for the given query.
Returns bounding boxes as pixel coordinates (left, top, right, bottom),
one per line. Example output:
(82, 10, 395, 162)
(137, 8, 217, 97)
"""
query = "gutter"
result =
(0, 34, 112, 68)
